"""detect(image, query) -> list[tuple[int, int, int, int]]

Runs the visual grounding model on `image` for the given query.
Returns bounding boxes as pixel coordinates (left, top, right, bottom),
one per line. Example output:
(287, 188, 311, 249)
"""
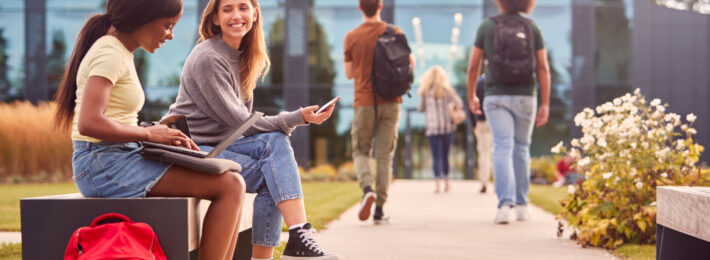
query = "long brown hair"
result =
(53, 0, 183, 130)
(198, 0, 270, 102)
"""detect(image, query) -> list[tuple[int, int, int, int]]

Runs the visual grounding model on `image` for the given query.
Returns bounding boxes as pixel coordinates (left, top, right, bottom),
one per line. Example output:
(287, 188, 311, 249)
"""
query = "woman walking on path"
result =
(164, 0, 339, 259)
(466, 0, 551, 224)
(417, 65, 464, 193)
(54, 1, 246, 259)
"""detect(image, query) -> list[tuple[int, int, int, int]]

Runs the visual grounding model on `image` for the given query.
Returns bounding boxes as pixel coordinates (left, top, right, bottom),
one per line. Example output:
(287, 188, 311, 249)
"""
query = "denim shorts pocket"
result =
(92, 147, 123, 171)
(73, 169, 99, 197)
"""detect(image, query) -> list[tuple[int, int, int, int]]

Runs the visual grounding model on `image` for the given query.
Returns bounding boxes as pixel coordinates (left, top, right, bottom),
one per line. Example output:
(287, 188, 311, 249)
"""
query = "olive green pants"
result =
(351, 102, 400, 206)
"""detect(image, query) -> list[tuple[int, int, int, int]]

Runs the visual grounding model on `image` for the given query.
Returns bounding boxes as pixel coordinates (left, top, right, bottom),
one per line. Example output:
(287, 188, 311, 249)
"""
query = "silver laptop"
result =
(142, 112, 263, 158)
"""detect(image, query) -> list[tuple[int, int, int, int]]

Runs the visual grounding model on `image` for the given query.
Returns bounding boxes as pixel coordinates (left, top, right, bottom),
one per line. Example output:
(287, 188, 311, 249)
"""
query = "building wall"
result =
(633, 0, 710, 161)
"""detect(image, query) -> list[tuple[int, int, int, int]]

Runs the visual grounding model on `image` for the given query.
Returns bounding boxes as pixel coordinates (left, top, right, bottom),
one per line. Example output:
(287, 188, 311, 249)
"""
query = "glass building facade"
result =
(0, 0, 638, 178)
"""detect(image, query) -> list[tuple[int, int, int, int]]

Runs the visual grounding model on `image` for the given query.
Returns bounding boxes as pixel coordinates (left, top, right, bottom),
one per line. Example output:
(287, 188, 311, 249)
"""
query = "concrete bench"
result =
(21, 193, 255, 260)
(656, 186, 710, 259)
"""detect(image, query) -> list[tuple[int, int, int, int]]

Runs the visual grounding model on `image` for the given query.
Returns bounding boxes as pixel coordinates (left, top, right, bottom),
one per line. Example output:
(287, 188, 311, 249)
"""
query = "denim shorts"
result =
(72, 141, 173, 198)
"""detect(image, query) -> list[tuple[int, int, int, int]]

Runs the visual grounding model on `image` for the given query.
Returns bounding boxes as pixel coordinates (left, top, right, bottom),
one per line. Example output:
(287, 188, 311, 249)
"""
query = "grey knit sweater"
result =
(164, 36, 305, 144)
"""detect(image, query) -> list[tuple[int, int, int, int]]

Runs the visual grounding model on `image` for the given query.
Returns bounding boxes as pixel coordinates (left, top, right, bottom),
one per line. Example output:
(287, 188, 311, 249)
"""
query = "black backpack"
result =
(371, 24, 413, 100)
(490, 15, 535, 85)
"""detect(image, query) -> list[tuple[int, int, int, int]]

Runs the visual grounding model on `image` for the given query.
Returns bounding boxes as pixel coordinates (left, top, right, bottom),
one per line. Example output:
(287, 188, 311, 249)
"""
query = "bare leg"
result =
(148, 166, 245, 260)
(249, 198, 306, 259)
(278, 198, 307, 226)
(253, 245, 274, 259)
(225, 202, 244, 260)
(435, 179, 440, 193)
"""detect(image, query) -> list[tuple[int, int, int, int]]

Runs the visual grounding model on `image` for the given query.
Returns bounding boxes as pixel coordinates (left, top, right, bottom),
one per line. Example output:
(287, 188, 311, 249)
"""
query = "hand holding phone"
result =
(316, 96, 340, 114)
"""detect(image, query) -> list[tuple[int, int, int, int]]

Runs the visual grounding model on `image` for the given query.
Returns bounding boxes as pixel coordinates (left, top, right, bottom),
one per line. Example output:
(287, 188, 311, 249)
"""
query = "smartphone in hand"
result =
(316, 96, 340, 114)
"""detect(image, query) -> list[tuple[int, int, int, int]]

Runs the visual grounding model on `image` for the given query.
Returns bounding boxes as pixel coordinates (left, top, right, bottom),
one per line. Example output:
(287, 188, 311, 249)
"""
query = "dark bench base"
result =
(657, 224, 710, 260)
(190, 228, 252, 260)
(21, 194, 253, 260)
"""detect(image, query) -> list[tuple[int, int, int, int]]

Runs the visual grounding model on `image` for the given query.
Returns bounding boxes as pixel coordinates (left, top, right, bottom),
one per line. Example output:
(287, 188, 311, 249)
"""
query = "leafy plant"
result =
(530, 156, 560, 184)
(553, 89, 708, 249)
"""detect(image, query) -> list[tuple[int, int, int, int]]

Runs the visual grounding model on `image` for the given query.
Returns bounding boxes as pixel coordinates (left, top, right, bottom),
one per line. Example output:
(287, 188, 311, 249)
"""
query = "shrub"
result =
(553, 89, 708, 249)
(0, 101, 72, 182)
(299, 162, 360, 182)
(336, 161, 358, 181)
(530, 155, 560, 184)
(301, 164, 338, 182)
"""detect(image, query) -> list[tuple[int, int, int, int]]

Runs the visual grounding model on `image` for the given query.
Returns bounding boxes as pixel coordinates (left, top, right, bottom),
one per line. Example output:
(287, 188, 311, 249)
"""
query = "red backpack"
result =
(64, 213, 167, 260)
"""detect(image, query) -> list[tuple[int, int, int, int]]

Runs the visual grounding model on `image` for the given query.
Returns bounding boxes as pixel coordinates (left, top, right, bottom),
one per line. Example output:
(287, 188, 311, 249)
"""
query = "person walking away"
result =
(417, 65, 464, 193)
(466, 0, 551, 224)
(164, 0, 340, 259)
(344, 0, 415, 225)
(53, 1, 246, 259)
(473, 72, 493, 194)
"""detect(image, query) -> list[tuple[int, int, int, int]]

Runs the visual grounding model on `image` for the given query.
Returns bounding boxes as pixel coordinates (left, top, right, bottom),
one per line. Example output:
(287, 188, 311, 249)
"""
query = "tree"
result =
(47, 29, 67, 99)
(594, 0, 632, 103)
(0, 28, 11, 102)
(530, 49, 570, 155)
(134, 49, 149, 85)
(266, 4, 341, 165)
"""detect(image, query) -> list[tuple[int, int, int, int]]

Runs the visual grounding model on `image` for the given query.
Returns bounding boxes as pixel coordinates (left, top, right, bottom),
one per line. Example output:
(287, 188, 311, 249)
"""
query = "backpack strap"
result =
(384, 23, 395, 35)
(90, 213, 133, 227)
(490, 15, 502, 24)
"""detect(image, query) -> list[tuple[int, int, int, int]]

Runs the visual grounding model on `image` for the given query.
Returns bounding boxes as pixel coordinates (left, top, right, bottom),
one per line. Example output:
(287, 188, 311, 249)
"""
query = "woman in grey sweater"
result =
(164, 0, 338, 259)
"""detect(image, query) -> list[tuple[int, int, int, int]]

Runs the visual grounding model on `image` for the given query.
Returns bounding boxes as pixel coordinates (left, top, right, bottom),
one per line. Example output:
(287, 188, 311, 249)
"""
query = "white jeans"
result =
(474, 121, 493, 186)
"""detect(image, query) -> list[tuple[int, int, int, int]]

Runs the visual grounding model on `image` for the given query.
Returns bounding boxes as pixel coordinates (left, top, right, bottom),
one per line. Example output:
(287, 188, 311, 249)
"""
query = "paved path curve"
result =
(315, 180, 614, 260)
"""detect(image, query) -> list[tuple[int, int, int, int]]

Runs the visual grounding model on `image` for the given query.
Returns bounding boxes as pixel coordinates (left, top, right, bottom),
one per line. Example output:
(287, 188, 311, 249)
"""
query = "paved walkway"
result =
(0, 232, 21, 244)
(316, 180, 614, 260)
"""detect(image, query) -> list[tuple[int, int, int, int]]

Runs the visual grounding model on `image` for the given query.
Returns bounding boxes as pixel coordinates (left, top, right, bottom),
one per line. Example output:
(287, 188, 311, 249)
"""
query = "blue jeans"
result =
(200, 131, 304, 247)
(483, 95, 536, 208)
(427, 133, 454, 179)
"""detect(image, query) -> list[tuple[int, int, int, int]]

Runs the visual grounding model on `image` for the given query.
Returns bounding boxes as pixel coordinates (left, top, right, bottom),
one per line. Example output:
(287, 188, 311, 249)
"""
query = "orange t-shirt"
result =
(344, 21, 404, 108)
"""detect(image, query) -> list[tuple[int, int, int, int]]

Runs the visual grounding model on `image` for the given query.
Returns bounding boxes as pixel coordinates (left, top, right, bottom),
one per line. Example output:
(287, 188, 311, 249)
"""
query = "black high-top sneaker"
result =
(373, 206, 390, 225)
(282, 223, 340, 260)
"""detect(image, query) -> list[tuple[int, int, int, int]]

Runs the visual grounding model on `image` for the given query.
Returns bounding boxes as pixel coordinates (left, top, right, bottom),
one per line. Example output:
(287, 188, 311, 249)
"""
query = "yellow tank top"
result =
(71, 36, 145, 142)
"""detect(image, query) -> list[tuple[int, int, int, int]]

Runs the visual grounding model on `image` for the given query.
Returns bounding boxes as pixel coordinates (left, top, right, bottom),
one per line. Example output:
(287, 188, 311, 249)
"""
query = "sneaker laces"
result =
(298, 228, 326, 255)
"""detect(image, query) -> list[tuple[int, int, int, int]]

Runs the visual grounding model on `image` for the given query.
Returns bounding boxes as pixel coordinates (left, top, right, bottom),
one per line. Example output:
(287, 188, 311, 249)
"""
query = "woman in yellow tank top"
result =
(53, 1, 245, 258)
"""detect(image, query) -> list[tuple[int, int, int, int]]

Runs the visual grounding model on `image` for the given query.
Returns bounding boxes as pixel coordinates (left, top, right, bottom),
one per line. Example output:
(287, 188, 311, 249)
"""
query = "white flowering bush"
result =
(552, 89, 708, 249)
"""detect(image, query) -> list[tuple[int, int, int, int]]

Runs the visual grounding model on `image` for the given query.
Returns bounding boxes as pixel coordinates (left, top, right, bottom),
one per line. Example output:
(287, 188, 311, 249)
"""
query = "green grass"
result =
(0, 182, 360, 232)
(274, 242, 287, 260)
(298, 181, 362, 231)
(529, 184, 568, 215)
(0, 182, 78, 231)
(528, 184, 656, 260)
(274, 181, 360, 259)
(0, 243, 21, 260)
(614, 244, 656, 260)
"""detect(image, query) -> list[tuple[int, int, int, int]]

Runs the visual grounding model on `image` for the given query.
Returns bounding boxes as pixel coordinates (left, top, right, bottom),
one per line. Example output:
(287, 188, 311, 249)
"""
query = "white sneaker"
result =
(358, 192, 376, 221)
(516, 205, 530, 221)
(494, 206, 511, 224)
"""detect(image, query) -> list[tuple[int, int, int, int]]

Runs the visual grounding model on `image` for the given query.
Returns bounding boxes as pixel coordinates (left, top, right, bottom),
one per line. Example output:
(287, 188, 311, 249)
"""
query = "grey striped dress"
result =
(417, 87, 465, 136)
